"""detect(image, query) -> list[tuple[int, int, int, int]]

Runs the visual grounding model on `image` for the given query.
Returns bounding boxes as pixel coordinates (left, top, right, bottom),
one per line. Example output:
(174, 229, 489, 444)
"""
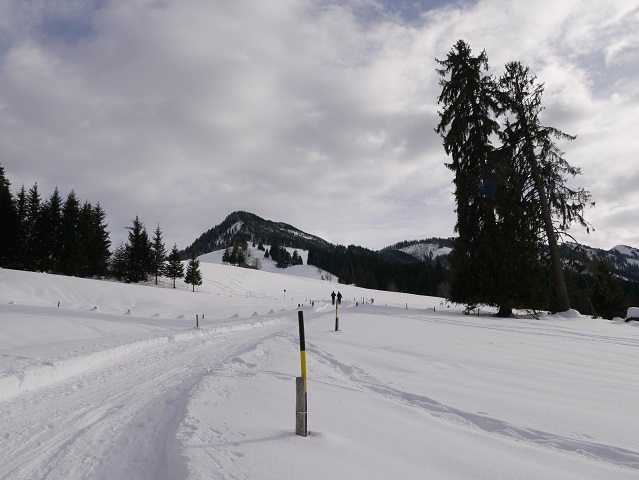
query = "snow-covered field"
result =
(1, 250, 638, 479)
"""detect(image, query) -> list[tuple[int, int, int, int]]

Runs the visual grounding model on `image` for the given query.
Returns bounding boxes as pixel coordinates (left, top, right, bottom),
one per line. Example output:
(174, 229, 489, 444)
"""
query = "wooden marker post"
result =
(296, 311, 308, 437)
(335, 302, 339, 331)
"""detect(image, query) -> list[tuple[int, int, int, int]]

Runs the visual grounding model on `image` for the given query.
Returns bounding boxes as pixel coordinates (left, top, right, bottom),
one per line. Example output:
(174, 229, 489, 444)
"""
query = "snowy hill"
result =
(200, 244, 311, 273)
(397, 241, 452, 261)
(563, 243, 639, 281)
(384, 238, 639, 283)
(184, 211, 333, 256)
(611, 245, 639, 266)
(1, 264, 639, 479)
(183, 212, 639, 291)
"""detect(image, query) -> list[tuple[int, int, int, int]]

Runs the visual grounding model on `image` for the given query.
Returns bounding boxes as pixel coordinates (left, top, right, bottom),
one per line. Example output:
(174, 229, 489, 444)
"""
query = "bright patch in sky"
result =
(0, 0, 637, 250)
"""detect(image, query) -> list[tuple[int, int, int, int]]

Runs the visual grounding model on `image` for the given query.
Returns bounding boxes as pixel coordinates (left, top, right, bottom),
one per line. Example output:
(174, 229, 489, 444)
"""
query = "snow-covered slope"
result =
(612, 245, 639, 266)
(399, 242, 452, 260)
(612, 245, 639, 257)
(380, 238, 453, 263)
(1, 264, 638, 480)
(186, 210, 333, 255)
(199, 244, 312, 274)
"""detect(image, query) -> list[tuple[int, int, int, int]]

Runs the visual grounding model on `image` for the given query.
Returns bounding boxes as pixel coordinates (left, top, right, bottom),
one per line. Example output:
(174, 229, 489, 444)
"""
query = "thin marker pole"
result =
(298, 311, 307, 390)
(296, 311, 308, 436)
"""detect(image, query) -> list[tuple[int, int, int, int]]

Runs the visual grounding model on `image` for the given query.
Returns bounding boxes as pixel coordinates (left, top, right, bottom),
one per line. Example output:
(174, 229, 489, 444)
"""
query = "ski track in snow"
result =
(2, 263, 638, 479)
(388, 309, 639, 349)
(360, 382, 639, 470)
(0, 317, 292, 480)
(304, 311, 639, 472)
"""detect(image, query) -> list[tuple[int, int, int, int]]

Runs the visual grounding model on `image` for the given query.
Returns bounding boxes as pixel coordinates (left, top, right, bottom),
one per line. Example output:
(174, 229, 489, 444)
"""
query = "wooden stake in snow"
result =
(335, 302, 339, 331)
(296, 311, 308, 437)
(296, 377, 307, 437)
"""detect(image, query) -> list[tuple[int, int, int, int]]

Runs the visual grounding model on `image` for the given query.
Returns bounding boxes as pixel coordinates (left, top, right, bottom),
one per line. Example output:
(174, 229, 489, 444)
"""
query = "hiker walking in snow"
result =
(331, 291, 336, 305)
(337, 291, 342, 305)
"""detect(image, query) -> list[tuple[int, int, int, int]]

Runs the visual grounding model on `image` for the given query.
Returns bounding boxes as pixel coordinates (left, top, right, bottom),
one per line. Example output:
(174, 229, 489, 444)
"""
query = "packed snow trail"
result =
(0, 315, 294, 480)
(3, 265, 639, 480)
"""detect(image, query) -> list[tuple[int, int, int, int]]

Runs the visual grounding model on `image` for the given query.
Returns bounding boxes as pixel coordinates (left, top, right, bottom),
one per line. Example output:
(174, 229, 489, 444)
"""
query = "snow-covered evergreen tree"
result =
(184, 251, 203, 292)
(165, 244, 184, 288)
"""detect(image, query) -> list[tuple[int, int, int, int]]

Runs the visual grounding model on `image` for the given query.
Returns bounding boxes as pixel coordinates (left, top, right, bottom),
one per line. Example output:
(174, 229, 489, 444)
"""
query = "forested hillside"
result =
(2, 160, 638, 319)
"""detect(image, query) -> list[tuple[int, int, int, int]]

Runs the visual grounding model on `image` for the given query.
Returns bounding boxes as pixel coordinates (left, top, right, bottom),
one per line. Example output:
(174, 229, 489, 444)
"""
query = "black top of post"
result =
(298, 310, 306, 351)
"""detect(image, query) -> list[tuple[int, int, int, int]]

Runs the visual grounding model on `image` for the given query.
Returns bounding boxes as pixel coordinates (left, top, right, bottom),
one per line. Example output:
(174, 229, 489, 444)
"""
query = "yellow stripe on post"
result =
(298, 311, 307, 391)
(300, 350, 307, 392)
(296, 311, 309, 436)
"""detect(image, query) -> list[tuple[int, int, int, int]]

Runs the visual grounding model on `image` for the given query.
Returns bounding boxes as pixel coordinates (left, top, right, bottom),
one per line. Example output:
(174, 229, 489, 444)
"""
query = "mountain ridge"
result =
(183, 211, 639, 282)
(183, 211, 333, 256)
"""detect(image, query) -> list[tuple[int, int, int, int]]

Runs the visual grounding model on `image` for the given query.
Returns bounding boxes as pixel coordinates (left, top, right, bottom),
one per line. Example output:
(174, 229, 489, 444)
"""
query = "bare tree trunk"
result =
(504, 63, 572, 313)
(527, 148, 571, 312)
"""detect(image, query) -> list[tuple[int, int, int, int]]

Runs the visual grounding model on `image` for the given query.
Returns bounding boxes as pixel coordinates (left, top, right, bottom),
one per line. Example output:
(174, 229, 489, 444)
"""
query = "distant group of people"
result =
(331, 291, 342, 306)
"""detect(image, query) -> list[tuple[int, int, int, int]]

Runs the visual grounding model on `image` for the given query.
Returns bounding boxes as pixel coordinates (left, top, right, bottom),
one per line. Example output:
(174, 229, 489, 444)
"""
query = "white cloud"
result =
(0, 0, 637, 251)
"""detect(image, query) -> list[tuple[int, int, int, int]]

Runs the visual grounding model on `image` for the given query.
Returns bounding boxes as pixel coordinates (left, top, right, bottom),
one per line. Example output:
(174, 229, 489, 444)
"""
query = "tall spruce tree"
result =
(69, 202, 93, 277)
(40, 188, 63, 273)
(0, 164, 18, 268)
(165, 244, 184, 288)
(436, 41, 592, 315)
(60, 191, 80, 276)
(85, 203, 111, 278)
(13, 185, 28, 269)
(435, 40, 506, 312)
(236, 245, 246, 266)
(292, 250, 303, 266)
(184, 250, 203, 292)
(24, 183, 44, 271)
(588, 256, 626, 320)
(150, 224, 166, 285)
(110, 243, 128, 280)
(125, 216, 152, 283)
(497, 61, 593, 312)
(0, 168, 112, 276)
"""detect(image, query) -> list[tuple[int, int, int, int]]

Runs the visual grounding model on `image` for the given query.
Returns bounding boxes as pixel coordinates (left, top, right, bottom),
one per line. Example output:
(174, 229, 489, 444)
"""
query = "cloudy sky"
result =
(1, 0, 637, 252)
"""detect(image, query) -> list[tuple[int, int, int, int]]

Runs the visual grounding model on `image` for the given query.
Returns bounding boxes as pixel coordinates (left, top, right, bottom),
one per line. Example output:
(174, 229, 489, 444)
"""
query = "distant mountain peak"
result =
(611, 245, 639, 258)
(183, 211, 332, 256)
(182, 211, 639, 283)
(381, 238, 453, 262)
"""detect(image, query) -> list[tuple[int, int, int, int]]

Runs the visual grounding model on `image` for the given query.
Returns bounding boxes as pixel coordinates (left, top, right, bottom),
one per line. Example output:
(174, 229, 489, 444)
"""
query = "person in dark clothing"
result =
(337, 291, 342, 305)
(331, 291, 336, 305)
